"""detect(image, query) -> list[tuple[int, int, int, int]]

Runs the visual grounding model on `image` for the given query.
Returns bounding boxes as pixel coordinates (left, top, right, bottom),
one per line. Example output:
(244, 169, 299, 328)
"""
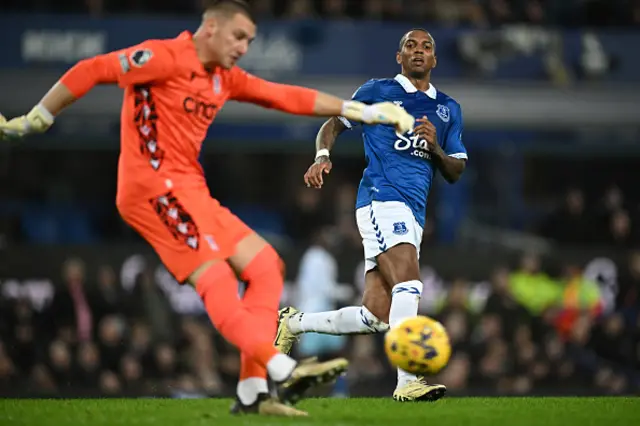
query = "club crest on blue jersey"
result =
(436, 104, 450, 122)
(393, 222, 409, 235)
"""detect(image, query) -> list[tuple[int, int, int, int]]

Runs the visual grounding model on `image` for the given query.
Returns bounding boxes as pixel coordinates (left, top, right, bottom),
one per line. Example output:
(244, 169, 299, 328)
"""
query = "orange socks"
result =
(195, 261, 278, 367)
(239, 244, 284, 339)
(238, 245, 286, 386)
(195, 245, 290, 392)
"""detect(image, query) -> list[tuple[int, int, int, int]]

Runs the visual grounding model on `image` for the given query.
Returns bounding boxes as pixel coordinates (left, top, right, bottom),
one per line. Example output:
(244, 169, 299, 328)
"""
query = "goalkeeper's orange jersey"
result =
(60, 31, 317, 204)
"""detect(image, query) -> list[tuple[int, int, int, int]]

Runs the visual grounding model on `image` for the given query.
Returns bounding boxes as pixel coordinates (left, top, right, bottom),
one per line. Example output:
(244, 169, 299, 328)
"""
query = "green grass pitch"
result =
(1, 397, 638, 426)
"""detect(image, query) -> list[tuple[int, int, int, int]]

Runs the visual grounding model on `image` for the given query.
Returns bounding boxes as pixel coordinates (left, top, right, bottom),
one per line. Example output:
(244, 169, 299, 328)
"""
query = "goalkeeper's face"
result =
(207, 12, 256, 69)
(397, 30, 437, 79)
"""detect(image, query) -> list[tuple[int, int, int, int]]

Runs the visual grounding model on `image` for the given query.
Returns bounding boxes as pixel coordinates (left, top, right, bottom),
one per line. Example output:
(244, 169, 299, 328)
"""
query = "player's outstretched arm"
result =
(0, 41, 174, 141)
(0, 56, 122, 140)
(229, 69, 415, 134)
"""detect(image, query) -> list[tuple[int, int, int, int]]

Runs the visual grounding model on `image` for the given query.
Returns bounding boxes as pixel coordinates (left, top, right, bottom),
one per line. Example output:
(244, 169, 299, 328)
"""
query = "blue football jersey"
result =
(339, 74, 467, 228)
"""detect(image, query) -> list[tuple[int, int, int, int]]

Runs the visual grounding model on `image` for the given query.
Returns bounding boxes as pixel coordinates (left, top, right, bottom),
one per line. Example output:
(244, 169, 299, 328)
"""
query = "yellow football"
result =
(384, 315, 451, 375)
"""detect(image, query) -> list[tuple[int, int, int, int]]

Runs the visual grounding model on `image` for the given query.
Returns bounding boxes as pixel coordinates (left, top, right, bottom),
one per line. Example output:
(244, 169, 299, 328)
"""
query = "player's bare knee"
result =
(377, 243, 421, 284)
(362, 290, 391, 324)
(363, 298, 390, 324)
(362, 269, 391, 322)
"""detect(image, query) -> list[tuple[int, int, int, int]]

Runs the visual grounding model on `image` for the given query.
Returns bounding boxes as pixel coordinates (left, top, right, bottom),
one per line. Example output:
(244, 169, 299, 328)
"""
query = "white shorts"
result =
(355, 201, 423, 272)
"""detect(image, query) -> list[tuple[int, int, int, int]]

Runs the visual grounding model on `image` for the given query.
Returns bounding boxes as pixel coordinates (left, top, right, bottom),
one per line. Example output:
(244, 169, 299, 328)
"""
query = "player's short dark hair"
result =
(398, 28, 432, 51)
(202, 0, 255, 22)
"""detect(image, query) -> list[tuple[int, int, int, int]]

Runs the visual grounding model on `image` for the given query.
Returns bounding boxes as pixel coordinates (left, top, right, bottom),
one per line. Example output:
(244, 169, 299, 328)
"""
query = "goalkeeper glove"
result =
(341, 101, 415, 134)
(0, 104, 54, 141)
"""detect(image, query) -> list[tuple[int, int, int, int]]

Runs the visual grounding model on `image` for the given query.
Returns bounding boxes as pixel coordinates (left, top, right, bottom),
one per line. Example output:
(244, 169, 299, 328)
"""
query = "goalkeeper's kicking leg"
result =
(199, 232, 347, 415)
(275, 244, 446, 402)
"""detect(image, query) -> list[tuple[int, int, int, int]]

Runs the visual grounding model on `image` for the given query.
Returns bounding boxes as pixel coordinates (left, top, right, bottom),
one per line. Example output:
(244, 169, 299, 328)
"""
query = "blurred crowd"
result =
(428, 251, 640, 395)
(2, 0, 639, 27)
(537, 185, 639, 248)
(290, 238, 640, 396)
(1, 237, 639, 397)
(0, 259, 237, 397)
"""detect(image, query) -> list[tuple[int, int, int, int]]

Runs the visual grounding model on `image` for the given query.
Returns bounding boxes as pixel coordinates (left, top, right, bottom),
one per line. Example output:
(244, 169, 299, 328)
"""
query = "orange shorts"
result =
(118, 189, 253, 283)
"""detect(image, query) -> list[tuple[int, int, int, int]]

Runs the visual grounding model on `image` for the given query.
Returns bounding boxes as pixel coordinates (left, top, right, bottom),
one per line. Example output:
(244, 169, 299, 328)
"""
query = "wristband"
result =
(35, 104, 55, 123)
(315, 148, 330, 160)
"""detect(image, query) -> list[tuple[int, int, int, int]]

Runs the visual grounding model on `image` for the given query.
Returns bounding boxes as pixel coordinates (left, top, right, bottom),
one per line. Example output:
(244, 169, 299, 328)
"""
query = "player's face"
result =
(396, 31, 436, 78)
(208, 13, 256, 69)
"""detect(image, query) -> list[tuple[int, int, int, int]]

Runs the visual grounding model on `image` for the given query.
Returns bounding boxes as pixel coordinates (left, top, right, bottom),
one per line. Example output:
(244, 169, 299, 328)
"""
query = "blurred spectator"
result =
(97, 315, 126, 372)
(47, 339, 73, 389)
(252, 0, 275, 18)
(92, 265, 125, 324)
(523, 0, 545, 25)
(98, 370, 121, 395)
(552, 264, 603, 340)
(485, 0, 516, 25)
(436, 352, 471, 390)
(616, 250, 640, 319)
(294, 225, 349, 396)
(286, 187, 333, 243)
(5, 299, 40, 376)
(428, 0, 487, 27)
(131, 266, 175, 344)
(85, 0, 103, 16)
(483, 267, 527, 338)
(284, 0, 316, 19)
(151, 343, 179, 385)
(322, 0, 348, 20)
(50, 258, 93, 344)
(179, 317, 223, 395)
(383, 0, 405, 21)
(607, 210, 634, 247)
(539, 187, 594, 245)
(634, 0, 640, 24)
(128, 321, 152, 359)
(509, 252, 561, 316)
(76, 342, 100, 388)
(119, 354, 143, 393)
(334, 183, 361, 251)
(589, 313, 631, 366)
(0, 343, 17, 388)
(362, 0, 384, 19)
(349, 335, 385, 381)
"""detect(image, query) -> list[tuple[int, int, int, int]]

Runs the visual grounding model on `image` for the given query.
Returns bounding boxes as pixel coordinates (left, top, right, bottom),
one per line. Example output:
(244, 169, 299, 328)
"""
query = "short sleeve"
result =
(443, 102, 468, 160)
(111, 40, 177, 88)
(338, 79, 378, 129)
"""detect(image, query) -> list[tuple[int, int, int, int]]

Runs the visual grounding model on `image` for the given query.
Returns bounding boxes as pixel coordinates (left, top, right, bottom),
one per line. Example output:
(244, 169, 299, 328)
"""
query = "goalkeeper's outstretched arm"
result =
(227, 68, 415, 132)
(0, 40, 176, 139)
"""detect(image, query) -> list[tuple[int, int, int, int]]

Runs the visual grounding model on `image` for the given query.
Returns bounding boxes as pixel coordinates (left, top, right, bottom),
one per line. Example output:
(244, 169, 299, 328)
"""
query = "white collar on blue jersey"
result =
(394, 74, 437, 99)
